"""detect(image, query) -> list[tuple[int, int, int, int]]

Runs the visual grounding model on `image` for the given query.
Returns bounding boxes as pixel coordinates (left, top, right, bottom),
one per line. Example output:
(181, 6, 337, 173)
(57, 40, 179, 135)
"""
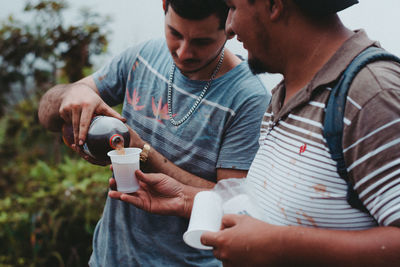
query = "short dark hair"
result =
(165, 0, 229, 30)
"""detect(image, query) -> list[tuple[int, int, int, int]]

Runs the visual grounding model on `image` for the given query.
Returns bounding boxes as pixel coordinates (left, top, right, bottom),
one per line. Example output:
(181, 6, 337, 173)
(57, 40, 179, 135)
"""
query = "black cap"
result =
(293, 0, 359, 15)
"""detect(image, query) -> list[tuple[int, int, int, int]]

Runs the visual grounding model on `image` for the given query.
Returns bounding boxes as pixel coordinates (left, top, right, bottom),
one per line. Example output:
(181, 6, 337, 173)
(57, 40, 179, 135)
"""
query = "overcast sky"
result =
(1, 0, 399, 89)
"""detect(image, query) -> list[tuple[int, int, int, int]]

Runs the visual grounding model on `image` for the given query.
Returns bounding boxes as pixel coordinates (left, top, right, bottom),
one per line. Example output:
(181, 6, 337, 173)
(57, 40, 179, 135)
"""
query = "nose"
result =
(225, 11, 235, 39)
(176, 41, 193, 61)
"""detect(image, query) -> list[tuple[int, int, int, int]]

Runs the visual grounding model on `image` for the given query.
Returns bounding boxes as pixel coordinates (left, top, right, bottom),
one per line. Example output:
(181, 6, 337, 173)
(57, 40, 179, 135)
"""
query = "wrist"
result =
(180, 185, 201, 218)
(139, 142, 151, 163)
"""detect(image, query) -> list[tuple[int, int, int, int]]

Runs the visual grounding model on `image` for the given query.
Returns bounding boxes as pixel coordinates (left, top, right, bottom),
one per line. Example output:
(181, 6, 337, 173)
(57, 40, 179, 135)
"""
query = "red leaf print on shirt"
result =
(126, 88, 145, 111)
(299, 144, 307, 154)
(128, 61, 139, 81)
(152, 97, 174, 123)
(132, 61, 139, 72)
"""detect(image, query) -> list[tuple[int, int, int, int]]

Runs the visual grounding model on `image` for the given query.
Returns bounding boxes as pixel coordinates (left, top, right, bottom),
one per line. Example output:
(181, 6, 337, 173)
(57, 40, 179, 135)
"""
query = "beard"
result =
(248, 57, 269, 75)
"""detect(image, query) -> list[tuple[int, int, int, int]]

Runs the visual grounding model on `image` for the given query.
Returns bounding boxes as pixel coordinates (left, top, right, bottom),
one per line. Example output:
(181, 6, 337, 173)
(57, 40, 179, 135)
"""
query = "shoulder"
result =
(116, 38, 167, 61)
(343, 57, 400, 146)
(348, 59, 400, 109)
(108, 38, 169, 75)
(135, 38, 168, 59)
(222, 62, 270, 97)
(215, 63, 271, 114)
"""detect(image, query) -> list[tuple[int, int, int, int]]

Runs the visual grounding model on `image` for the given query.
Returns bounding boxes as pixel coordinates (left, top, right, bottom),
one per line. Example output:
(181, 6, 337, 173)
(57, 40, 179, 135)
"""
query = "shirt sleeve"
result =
(92, 43, 145, 107)
(217, 84, 271, 170)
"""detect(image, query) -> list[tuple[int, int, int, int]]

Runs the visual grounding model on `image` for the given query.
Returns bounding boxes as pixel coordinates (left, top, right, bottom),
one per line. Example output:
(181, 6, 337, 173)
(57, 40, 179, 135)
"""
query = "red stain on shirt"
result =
(299, 144, 307, 154)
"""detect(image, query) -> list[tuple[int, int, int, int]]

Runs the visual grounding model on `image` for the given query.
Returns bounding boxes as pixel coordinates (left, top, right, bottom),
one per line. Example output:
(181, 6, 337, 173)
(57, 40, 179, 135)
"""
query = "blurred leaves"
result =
(0, 98, 110, 267)
(0, 151, 110, 266)
(0, 0, 112, 266)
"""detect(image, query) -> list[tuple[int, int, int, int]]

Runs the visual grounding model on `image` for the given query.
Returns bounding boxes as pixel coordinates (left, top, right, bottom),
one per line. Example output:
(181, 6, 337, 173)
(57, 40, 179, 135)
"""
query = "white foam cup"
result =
(107, 147, 142, 193)
(183, 191, 223, 250)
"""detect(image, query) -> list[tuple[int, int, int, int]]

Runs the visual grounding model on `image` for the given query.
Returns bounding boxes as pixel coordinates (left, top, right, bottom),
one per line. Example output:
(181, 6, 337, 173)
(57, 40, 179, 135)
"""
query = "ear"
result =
(163, 0, 166, 11)
(226, 30, 236, 40)
(267, 0, 284, 21)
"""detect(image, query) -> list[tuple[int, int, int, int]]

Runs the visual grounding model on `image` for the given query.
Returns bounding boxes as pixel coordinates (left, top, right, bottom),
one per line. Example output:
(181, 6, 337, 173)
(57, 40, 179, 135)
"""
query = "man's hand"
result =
(201, 214, 281, 267)
(109, 170, 198, 218)
(59, 81, 125, 146)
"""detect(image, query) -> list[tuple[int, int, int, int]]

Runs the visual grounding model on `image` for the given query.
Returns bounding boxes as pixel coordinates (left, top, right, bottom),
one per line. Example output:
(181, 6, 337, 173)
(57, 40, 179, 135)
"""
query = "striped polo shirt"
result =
(246, 30, 400, 229)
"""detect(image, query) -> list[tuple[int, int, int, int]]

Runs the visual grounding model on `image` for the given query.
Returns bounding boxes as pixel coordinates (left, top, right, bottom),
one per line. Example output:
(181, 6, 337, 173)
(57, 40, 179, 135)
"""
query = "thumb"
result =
(135, 170, 158, 185)
(220, 214, 241, 230)
(200, 215, 241, 247)
(200, 231, 219, 248)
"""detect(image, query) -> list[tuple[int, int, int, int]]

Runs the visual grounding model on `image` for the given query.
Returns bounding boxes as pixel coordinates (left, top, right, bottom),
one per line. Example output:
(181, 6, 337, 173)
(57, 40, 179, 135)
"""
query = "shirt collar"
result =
(270, 29, 379, 121)
(307, 29, 379, 91)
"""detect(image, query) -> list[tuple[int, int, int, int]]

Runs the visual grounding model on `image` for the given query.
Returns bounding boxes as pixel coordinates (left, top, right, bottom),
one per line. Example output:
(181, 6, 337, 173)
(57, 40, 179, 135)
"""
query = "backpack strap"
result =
(324, 46, 400, 212)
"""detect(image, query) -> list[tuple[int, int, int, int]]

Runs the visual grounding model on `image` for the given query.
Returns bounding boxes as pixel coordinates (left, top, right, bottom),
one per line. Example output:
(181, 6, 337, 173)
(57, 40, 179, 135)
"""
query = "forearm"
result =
(271, 225, 400, 266)
(38, 84, 69, 132)
(129, 131, 217, 188)
(141, 145, 215, 188)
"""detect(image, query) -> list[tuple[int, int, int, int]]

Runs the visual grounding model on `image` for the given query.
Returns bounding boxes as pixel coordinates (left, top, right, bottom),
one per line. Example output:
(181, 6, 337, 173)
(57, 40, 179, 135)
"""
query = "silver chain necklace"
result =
(167, 48, 225, 126)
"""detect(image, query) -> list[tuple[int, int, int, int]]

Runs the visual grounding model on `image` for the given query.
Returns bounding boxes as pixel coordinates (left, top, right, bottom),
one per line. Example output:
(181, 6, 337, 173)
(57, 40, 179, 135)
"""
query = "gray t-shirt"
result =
(89, 38, 270, 266)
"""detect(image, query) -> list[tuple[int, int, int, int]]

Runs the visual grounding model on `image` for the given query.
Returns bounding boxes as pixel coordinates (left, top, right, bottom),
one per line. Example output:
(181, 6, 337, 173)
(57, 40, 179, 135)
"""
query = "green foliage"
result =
(0, 156, 110, 266)
(0, 0, 112, 266)
(0, 95, 111, 266)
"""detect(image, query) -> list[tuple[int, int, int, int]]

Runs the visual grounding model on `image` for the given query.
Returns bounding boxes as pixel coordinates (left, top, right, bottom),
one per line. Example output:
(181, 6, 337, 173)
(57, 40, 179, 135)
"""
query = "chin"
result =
(177, 64, 204, 75)
(180, 66, 198, 73)
(172, 57, 200, 72)
(248, 57, 269, 75)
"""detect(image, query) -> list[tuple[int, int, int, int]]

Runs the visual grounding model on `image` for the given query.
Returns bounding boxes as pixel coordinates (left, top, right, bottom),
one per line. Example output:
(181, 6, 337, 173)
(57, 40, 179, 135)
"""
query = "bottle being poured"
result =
(62, 116, 130, 165)
(114, 135, 126, 155)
